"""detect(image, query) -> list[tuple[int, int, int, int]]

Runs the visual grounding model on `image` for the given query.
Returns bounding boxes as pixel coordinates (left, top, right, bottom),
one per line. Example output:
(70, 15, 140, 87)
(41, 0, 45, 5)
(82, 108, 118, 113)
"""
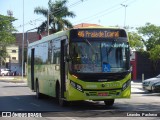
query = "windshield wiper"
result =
(106, 39, 117, 56)
(84, 39, 98, 54)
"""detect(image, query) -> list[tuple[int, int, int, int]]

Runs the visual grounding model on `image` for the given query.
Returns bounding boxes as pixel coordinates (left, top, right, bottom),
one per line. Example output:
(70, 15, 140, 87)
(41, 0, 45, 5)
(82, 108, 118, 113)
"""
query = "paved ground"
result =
(131, 81, 144, 93)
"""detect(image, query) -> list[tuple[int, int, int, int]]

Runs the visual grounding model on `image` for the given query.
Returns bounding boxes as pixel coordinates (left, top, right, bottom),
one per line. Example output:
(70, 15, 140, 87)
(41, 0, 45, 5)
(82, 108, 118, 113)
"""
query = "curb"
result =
(0, 77, 27, 83)
(0, 80, 26, 83)
(131, 81, 142, 85)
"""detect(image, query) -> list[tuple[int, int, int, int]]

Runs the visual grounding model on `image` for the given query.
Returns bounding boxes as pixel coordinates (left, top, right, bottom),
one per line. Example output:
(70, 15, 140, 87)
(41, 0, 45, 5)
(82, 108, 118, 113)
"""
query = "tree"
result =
(137, 23, 160, 51)
(0, 14, 16, 66)
(137, 23, 160, 74)
(34, 0, 76, 34)
(149, 45, 160, 74)
(0, 14, 16, 45)
(128, 32, 144, 51)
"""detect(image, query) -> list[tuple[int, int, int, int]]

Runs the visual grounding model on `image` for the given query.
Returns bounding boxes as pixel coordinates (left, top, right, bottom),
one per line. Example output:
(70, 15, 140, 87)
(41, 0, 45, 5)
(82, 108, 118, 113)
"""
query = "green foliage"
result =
(136, 23, 160, 72)
(0, 14, 16, 46)
(137, 23, 160, 51)
(128, 32, 144, 51)
(34, 0, 76, 34)
(149, 45, 160, 61)
(0, 14, 17, 64)
(149, 45, 160, 72)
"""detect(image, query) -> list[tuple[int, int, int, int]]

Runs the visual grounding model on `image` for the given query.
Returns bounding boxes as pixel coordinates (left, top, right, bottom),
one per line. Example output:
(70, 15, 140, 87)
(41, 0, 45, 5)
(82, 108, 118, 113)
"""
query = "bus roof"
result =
(28, 30, 69, 47)
(72, 25, 124, 30)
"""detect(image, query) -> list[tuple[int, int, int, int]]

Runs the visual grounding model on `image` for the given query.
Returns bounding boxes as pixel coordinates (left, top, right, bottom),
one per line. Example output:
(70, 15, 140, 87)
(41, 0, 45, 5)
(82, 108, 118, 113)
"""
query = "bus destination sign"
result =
(77, 30, 120, 38)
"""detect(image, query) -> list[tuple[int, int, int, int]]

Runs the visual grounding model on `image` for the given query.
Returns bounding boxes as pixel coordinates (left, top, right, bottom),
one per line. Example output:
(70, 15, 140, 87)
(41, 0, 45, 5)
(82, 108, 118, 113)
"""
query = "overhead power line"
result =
(72, 0, 136, 25)
(15, 0, 88, 29)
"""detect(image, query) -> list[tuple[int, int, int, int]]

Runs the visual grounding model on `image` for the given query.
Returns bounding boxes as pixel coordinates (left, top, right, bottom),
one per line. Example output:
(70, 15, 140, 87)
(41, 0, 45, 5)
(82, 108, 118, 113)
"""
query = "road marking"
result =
(30, 103, 40, 107)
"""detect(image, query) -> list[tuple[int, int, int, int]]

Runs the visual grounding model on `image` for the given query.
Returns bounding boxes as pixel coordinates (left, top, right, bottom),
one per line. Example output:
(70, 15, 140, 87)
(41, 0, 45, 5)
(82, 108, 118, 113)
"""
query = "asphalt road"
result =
(0, 81, 160, 120)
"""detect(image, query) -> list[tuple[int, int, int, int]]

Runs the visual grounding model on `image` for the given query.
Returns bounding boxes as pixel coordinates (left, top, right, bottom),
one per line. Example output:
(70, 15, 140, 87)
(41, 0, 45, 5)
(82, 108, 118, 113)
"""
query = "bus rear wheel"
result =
(36, 81, 43, 99)
(104, 99, 115, 106)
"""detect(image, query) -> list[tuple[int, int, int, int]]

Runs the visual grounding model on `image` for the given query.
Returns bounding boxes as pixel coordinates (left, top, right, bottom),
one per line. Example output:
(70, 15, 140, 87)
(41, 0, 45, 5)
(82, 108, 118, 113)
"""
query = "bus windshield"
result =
(70, 39, 130, 73)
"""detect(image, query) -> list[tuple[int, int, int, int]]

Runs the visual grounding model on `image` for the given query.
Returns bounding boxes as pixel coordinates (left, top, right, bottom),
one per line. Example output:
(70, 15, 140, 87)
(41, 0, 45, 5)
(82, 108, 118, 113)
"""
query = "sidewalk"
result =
(0, 76, 27, 83)
(131, 81, 144, 93)
(131, 81, 142, 85)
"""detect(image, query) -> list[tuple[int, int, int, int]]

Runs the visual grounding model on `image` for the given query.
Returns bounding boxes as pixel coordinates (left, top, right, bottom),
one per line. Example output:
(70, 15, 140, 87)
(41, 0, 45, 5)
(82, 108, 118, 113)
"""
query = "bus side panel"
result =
(34, 42, 50, 96)
(49, 64, 60, 97)
(34, 38, 62, 98)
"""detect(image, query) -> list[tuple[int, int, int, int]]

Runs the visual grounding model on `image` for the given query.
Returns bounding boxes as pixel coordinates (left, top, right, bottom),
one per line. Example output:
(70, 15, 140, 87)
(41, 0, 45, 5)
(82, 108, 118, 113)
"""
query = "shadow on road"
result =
(0, 94, 160, 117)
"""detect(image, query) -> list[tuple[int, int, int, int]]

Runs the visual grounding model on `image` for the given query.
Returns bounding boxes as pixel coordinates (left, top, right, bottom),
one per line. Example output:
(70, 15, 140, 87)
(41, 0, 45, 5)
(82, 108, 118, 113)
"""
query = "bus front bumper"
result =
(66, 84, 131, 101)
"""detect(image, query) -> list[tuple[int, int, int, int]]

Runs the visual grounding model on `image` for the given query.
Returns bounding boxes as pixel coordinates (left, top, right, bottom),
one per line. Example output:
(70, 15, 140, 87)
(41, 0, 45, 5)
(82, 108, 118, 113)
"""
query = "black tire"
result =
(147, 90, 152, 93)
(56, 84, 67, 107)
(104, 99, 115, 106)
(36, 81, 43, 99)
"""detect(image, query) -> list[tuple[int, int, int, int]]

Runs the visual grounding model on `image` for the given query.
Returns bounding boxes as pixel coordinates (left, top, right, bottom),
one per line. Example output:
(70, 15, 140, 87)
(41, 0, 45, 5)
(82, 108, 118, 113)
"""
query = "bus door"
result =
(60, 40, 67, 98)
(31, 48, 35, 90)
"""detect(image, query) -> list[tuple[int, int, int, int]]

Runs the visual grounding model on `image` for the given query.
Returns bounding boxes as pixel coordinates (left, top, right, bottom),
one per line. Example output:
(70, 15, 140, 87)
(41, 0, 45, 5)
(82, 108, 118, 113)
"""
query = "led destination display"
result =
(70, 29, 127, 39)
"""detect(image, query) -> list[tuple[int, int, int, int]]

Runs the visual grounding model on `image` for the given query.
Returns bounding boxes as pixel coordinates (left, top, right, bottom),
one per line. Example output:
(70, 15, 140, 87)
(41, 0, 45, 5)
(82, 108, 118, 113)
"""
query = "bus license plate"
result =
(98, 92, 108, 96)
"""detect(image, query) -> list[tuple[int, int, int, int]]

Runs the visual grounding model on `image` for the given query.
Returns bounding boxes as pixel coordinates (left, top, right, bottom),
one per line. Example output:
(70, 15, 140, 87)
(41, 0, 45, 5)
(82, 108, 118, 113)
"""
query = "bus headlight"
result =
(70, 80, 76, 88)
(122, 80, 131, 91)
(122, 83, 127, 91)
(70, 80, 83, 92)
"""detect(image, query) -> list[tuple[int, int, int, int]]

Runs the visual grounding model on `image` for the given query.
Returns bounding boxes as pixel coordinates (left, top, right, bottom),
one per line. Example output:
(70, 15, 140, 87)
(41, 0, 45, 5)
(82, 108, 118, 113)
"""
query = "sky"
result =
(1, 0, 160, 33)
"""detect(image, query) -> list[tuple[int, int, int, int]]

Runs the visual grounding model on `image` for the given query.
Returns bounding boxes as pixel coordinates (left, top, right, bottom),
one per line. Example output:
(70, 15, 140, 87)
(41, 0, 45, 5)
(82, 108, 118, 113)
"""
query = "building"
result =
(74, 23, 101, 28)
(6, 45, 19, 74)
(4, 32, 40, 75)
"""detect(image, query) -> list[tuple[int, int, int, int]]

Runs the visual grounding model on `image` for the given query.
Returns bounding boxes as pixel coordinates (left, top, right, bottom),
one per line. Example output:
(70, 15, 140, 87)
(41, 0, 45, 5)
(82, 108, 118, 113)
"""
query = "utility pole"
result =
(121, 4, 128, 28)
(22, 0, 24, 80)
(47, 9, 49, 35)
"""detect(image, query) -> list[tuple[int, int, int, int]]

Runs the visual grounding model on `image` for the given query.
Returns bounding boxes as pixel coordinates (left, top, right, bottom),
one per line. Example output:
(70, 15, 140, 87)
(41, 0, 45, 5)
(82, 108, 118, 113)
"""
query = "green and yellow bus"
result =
(27, 26, 131, 106)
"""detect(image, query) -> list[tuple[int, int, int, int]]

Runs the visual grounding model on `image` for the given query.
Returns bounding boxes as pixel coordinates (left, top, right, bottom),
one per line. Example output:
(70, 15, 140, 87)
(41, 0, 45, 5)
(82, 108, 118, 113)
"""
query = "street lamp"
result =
(121, 4, 128, 28)
(47, 9, 49, 35)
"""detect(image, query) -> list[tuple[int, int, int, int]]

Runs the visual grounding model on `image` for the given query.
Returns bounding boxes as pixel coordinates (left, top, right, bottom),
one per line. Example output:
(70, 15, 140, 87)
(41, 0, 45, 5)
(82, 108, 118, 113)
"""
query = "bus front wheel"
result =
(56, 85, 67, 107)
(104, 99, 115, 106)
